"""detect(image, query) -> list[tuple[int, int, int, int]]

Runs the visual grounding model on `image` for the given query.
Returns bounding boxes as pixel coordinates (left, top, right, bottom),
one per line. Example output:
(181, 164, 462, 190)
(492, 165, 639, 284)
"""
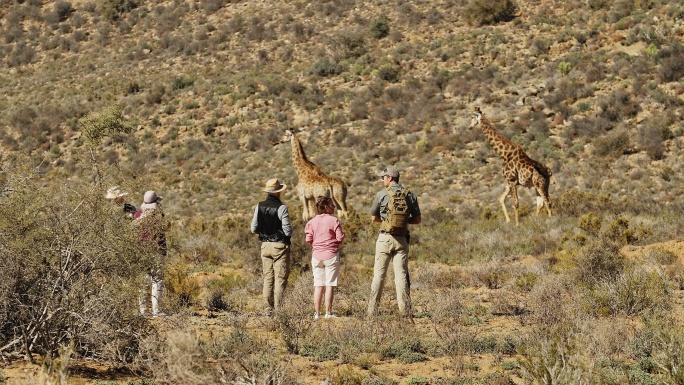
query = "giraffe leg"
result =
(307, 198, 317, 221)
(300, 195, 310, 221)
(535, 196, 544, 216)
(535, 180, 552, 218)
(498, 184, 512, 223)
(332, 197, 348, 219)
(509, 183, 520, 225)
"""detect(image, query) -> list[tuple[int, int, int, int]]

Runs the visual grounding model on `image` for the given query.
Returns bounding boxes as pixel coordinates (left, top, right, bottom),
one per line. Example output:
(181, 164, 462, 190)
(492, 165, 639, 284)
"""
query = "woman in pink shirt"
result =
(305, 196, 345, 319)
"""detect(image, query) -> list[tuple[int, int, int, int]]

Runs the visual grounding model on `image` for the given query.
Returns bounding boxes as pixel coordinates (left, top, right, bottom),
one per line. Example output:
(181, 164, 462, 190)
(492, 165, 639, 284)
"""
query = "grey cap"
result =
(376, 166, 400, 178)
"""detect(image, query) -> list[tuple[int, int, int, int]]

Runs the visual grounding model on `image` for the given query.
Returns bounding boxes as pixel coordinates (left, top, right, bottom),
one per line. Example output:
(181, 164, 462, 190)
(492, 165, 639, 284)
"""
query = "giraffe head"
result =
(468, 107, 483, 129)
(275, 129, 295, 146)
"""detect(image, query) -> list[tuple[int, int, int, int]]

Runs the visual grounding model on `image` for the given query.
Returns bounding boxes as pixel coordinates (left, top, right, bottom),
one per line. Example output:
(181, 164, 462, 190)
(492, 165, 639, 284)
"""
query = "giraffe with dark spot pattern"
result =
(469, 107, 553, 225)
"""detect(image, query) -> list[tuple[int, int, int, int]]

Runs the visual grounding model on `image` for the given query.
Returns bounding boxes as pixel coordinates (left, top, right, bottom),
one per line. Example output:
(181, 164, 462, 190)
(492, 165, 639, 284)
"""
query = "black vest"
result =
(256, 196, 290, 244)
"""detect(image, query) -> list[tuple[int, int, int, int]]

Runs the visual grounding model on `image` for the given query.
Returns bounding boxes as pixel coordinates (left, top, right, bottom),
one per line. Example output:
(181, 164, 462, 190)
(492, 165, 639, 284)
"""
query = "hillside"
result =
(2, 0, 684, 219)
(3, 1, 684, 384)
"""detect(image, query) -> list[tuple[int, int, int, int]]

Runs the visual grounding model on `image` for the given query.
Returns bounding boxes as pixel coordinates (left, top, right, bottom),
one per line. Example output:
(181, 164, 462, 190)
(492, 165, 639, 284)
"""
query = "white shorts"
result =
(312, 254, 340, 287)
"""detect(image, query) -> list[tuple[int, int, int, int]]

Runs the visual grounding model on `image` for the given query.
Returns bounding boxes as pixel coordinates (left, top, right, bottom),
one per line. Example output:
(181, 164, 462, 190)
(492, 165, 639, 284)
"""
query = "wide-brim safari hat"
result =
(105, 186, 128, 199)
(263, 178, 287, 193)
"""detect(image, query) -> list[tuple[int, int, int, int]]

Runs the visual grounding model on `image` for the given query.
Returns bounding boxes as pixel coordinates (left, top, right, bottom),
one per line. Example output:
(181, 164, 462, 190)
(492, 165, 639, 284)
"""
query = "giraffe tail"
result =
(532, 160, 553, 179)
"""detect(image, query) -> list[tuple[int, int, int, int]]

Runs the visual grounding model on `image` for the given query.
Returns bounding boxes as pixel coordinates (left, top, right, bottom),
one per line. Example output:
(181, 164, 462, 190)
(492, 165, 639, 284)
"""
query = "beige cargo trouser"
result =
(367, 233, 411, 316)
(261, 242, 291, 314)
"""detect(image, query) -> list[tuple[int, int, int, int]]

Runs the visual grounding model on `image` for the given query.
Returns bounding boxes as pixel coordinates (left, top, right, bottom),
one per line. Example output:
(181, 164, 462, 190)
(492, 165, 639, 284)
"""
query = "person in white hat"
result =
(134, 190, 167, 317)
(250, 178, 292, 316)
(105, 186, 136, 219)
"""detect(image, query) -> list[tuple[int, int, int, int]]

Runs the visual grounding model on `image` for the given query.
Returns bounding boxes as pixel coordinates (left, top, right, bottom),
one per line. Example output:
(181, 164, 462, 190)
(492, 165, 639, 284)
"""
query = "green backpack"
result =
(382, 187, 410, 236)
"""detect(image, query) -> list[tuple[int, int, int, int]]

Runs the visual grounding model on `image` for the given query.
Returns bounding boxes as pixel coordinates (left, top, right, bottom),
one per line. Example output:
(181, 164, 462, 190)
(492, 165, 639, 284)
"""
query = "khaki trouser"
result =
(367, 233, 411, 316)
(261, 242, 291, 313)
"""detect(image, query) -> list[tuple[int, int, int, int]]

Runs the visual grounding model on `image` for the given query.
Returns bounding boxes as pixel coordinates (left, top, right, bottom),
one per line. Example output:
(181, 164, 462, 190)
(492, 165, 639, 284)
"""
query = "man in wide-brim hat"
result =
(251, 178, 292, 316)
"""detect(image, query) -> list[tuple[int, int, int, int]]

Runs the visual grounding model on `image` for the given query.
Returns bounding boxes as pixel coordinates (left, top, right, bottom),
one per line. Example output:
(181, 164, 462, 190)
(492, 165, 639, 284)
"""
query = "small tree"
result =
(78, 104, 133, 184)
(79, 104, 132, 145)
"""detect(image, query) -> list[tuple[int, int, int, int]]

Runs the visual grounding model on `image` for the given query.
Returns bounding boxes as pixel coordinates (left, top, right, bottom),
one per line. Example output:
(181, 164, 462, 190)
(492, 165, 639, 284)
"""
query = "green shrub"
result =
(79, 104, 133, 144)
(558, 61, 572, 76)
(637, 121, 667, 160)
(406, 376, 429, 385)
(398, 351, 429, 364)
(588, 270, 669, 316)
(101, 0, 137, 21)
(300, 343, 340, 361)
(330, 29, 366, 60)
(572, 238, 625, 286)
(376, 64, 401, 83)
(644, 247, 677, 265)
(172, 75, 195, 90)
(370, 16, 390, 39)
(0, 161, 154, 363)
(331, 367, 364, 385)
(310, 58, 346, 77)
(464, 0, 518, 26)
(593, 129, 631, 158)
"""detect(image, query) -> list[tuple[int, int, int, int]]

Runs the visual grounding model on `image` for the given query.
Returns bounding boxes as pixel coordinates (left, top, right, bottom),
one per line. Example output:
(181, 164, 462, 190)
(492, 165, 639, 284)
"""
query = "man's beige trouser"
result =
(367, 233, 411, 316)
(261, 242, 290, 313)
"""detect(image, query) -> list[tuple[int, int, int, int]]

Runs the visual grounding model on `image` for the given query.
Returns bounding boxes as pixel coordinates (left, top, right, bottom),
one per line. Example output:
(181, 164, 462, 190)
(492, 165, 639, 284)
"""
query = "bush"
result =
(588, 270, 670, 316)
(6, 42, 36, 67)
(0, 161, 154, 364)
(370, 16, 390, 39)
(310, 58, 346, 77)
(657, 43, 684, 83)
(593, 129, 631, 158)
(79, 104, 133, 144)
(376, 64, 401, 83)
(464, 0, 518, 26)
(571, 238, 625, 286)
(101, 0, 138, 21)
(637, 121, 667, 160)
(329, 29, 366, 60)
(598, 90, 641, 123)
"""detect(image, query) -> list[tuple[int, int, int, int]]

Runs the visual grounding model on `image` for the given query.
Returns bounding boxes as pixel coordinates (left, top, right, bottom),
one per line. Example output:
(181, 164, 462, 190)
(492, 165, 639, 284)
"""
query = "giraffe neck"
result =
(290, 134, 317, 176)
(480, 115, 518, 159)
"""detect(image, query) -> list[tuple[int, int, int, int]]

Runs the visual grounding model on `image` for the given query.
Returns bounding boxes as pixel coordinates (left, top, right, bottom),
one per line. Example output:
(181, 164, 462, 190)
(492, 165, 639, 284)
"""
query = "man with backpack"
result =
(367, 166, 421, 318)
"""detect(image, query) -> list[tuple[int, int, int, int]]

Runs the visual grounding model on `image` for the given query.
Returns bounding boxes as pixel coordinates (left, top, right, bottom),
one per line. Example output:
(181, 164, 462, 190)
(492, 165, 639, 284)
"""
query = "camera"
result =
(123, 203, 137, 214)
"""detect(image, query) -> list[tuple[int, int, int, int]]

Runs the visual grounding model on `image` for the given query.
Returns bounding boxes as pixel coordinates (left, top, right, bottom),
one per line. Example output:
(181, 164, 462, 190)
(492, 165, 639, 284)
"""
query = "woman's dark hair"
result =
(315, 196, 334, 215)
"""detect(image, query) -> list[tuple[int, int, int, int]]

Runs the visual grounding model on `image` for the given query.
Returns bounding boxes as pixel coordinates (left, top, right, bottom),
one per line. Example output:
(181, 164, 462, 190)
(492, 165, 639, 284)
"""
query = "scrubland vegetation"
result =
(2, 0, 684, 384)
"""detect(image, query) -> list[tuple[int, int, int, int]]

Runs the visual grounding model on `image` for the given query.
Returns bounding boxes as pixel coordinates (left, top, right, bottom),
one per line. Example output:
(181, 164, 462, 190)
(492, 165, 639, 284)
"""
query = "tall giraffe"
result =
(282, 130, 349, 221)
(469, 107, 552, 225)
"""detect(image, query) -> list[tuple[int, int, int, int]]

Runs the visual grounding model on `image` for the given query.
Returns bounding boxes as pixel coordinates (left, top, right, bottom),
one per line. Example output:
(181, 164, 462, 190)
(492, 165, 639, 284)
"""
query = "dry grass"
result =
(3, 0, 684, 383)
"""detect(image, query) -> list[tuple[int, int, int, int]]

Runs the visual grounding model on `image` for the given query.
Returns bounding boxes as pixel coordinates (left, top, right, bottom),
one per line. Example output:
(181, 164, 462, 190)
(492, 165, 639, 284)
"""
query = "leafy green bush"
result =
(79, 104, 133, 144)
